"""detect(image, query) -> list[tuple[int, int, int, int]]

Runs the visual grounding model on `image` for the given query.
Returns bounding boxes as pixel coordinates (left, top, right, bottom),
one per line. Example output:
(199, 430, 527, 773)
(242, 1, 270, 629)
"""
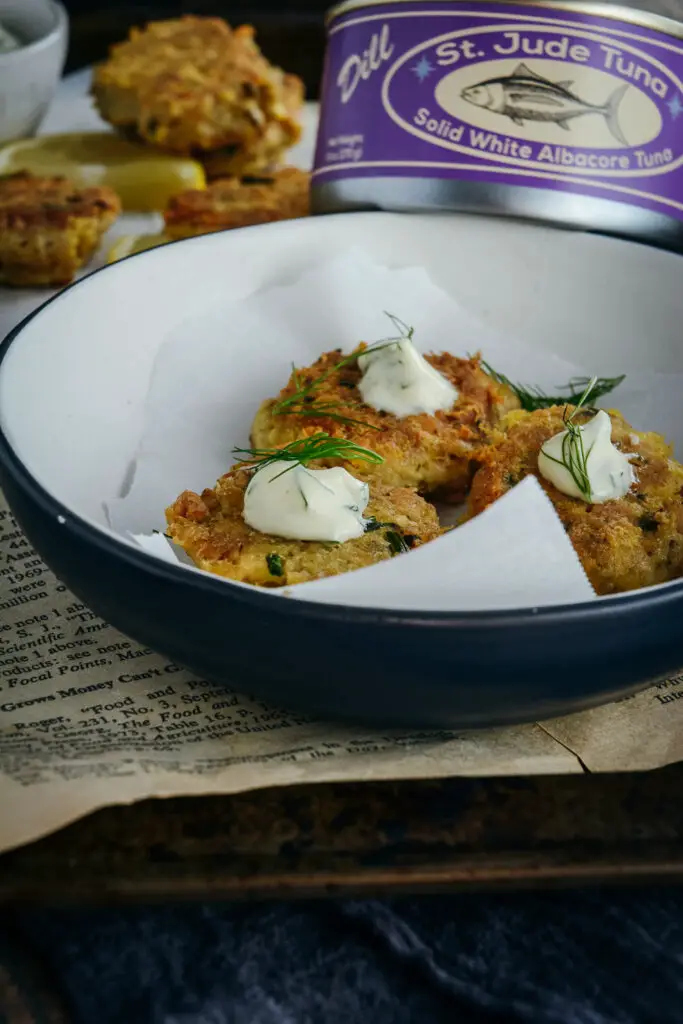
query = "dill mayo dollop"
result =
(243, 462, 370, 542)
(357, 338, 458, 418)
(538, 410, 634, 503)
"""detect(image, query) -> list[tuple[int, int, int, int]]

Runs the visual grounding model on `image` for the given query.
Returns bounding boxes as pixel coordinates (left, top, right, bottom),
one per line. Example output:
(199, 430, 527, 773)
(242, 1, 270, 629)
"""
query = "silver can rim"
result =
(325, 0, 683, 41)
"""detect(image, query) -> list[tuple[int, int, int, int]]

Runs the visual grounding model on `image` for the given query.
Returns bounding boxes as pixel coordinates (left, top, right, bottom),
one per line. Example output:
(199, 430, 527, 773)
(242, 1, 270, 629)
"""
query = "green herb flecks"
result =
(272, 312, 414, 429)
(363, 516, 385, 533)
(539, 377, 598, 502)
(364, 516, 395, 534)
(266, 553, 284, 576)
(233, 432, 384, 480)
(385, 529, 410, 555)
(482, 361, 625, 413)
(363, 517, 411, 553)
(273, 351, 373, 428)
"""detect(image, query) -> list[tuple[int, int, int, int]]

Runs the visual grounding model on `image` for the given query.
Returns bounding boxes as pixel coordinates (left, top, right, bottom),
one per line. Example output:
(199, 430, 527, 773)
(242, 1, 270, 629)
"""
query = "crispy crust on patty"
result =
(250, 348, 520, 501)
(165, 466, 441, 587)
(92, 17, 304, 176)
(0, 172, 121, 286)
(164, 167, 309, 239)
(201, 74, 304, 179)
(468, 405, 683, 595)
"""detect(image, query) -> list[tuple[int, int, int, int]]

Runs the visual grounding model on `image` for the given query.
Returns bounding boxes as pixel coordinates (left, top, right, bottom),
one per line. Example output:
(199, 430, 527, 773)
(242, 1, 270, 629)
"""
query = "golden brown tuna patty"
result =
(166, 467, 441, 587)
(0, 172, 121, 286)
(251, 348, 520, 502)
(92, 17, 304, 177)
(468, 405, 683, 595)
(164, 167, 309, 239)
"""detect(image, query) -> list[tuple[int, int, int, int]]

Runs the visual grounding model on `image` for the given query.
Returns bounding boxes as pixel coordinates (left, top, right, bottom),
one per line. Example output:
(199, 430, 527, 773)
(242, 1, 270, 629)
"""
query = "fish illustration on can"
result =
(460, 63, 629, 145)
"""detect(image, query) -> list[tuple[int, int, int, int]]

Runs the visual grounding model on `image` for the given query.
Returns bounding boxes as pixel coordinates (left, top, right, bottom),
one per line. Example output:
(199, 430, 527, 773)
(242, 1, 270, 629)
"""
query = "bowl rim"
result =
(0, 0, 68, 62)
(2, 219, 683, 629)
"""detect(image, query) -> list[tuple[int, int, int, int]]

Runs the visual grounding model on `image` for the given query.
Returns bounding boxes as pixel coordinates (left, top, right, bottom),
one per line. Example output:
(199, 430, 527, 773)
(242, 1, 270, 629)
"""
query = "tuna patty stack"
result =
(92, 17, 305, 178)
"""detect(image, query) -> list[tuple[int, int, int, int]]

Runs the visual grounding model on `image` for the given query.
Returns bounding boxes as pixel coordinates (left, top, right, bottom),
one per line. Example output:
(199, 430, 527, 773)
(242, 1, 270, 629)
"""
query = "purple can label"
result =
(314, 1, 683, 223)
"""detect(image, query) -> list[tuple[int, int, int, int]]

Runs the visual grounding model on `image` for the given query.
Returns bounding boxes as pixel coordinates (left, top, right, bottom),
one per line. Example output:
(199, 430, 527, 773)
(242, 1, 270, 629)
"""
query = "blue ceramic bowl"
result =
(1, 212, 682, 728)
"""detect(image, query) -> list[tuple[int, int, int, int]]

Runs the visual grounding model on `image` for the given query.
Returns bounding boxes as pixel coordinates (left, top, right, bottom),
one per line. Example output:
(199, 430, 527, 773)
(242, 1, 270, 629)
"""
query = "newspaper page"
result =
(2, 489, 683, 853)
(0, 490, 578, 853)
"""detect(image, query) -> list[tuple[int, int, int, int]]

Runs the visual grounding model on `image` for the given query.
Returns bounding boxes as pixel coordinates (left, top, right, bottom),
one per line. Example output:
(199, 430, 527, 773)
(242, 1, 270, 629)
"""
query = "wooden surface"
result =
(3, 765, 683, 905)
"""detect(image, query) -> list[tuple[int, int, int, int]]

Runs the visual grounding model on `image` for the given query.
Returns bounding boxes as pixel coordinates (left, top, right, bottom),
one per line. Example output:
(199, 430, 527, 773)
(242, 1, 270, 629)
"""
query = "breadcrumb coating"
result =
(164, 167, 309, 239)
(0, 172, 121, 286)
(468, 405, 683, 595)
(166, 466, 442, 587)
(251, 347, 520, 501)
(92, 17, 304, 177)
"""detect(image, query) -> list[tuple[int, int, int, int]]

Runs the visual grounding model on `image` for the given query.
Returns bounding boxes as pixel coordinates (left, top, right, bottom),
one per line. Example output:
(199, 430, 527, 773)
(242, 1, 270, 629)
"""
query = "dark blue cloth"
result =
(16, 889, 683, 1023)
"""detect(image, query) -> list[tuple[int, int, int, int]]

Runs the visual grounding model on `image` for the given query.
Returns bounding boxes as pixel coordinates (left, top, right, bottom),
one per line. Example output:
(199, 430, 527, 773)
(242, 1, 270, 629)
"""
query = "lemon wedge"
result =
(0, 133, 206, 211)
(107, 234, 171, 263)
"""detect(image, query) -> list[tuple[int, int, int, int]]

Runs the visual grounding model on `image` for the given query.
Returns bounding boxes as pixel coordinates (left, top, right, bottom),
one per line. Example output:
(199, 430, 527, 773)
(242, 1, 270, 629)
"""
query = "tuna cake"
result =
(165, 467, 441, 588)
(201, 74, 304, 180)
(164, 167, 309, 240)
(0, 172, 121, 287)
(468, 405, 683, 596)
(92, 17, 304, 178)
(251, 344, 520, 501)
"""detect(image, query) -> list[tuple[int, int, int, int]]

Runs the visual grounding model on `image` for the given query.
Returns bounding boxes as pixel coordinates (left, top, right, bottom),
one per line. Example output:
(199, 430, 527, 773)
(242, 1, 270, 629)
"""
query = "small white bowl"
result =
(0, 0, 68, 145)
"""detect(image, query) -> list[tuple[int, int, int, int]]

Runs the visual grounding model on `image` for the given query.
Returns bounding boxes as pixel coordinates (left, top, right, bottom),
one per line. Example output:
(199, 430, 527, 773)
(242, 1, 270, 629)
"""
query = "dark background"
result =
(61, 1, 330, 96)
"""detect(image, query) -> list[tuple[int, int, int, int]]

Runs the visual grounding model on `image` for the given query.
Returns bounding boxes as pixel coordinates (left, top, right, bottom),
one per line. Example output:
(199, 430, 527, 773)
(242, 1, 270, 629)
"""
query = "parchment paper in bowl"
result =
(292, 476, 594, 610)
(106, 250, 682, 612)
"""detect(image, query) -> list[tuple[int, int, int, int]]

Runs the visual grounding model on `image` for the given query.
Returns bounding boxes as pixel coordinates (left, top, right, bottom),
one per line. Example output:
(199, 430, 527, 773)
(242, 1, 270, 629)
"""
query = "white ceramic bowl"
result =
(0, 0, 68, 144)
(2, 212, 683, 730)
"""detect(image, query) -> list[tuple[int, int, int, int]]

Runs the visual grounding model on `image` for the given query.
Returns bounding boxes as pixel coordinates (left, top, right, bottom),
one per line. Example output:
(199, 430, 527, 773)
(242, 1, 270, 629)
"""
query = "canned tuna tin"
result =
(312, 0, 683, 250)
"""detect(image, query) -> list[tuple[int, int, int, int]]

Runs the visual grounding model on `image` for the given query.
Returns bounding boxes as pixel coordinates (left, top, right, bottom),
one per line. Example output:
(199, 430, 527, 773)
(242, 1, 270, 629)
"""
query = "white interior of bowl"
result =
(1, 211, 682, 605)
(0, 0, 61, 47)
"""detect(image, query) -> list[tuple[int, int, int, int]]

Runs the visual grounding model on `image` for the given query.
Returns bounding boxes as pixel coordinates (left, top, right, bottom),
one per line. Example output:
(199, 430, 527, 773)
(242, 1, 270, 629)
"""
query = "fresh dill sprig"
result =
(273, 351, 376, 429)
(383, 312, 415, 343)
(233, 432, 384, 479)
(482, 360, 624, 412)
(385, 529, 410, 555)
(272, 312, 414, 428)
(274, 396, 379, 430)
(540, 376, 598, 501)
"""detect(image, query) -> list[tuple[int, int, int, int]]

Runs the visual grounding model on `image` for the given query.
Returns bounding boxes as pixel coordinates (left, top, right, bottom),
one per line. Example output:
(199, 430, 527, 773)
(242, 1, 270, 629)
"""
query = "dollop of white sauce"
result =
(243, 462, 370, 542)
(357, 338, 458, 418)
(0, 22, 20, 54)
(538, 410, 634, 504)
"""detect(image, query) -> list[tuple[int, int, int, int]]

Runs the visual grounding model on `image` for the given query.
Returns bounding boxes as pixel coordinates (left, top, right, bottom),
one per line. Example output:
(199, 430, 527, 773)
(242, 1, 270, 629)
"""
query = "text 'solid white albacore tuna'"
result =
(312, 0, 683, 249)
